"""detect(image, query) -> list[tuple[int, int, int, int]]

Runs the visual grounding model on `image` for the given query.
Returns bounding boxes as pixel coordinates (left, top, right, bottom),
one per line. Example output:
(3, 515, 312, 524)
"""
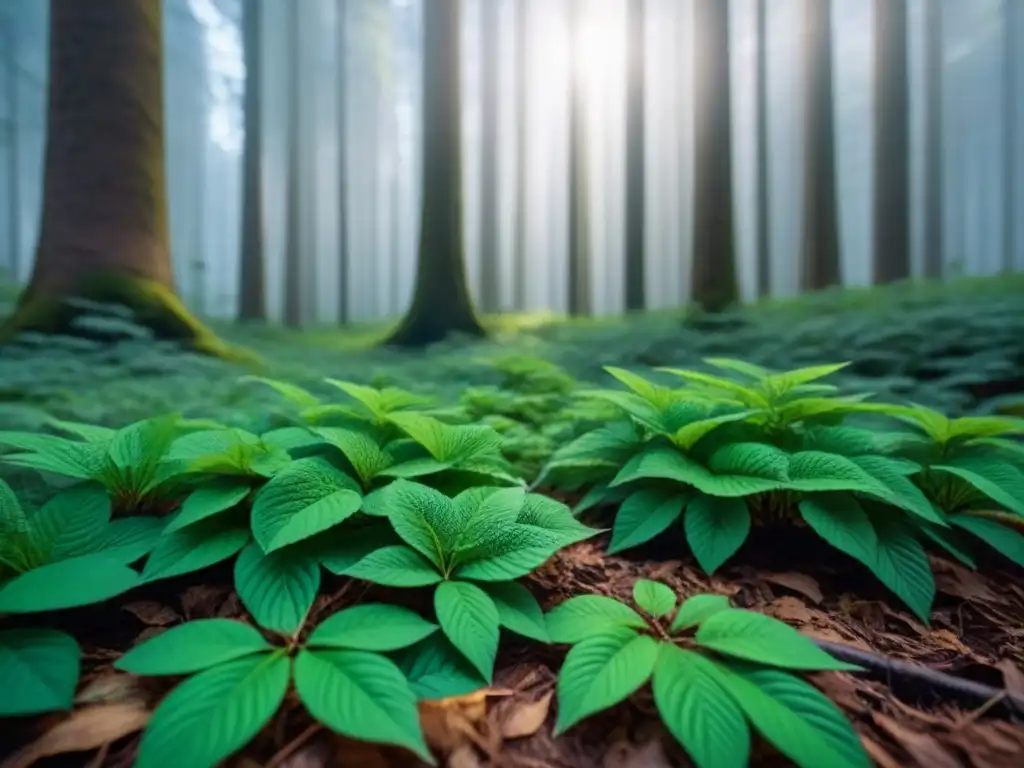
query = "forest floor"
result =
(2, 275, 1024, 768)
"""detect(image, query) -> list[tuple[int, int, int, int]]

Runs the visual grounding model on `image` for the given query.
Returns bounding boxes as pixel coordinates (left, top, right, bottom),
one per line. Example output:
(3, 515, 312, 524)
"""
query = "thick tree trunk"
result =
(1, 0, 228, 355)
(690, 0, 738, 312)
(921, 0, 943, 279)
(282, 1, 302, 328)
(336, 0, 350, 323)
(385, 0, 483, 347)
(567, 0, 592, 317)
(871, 0, 910, 284)
(800, 0, 841, 291)
(238, 0, 266, 321)
(623, 0, 645, 311)
(512, 0, 529, 310)
(754, 0, 770, 297)
(478, 0, 501, 312)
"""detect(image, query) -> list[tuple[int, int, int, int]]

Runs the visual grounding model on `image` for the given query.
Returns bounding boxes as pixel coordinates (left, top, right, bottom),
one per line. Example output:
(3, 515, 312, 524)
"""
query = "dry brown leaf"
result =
(74, 673, 149, 707)
(448, 744, 483, 768)
(498, 691, 553, 740)
(121, 601, 180, 626)
(766, 596, 816, 624)
(602, 739, 673, 768)
(860, 736, 904, 768)
(996, 659, 1024, 697)
(0, 703, 150, 768)
(764, 572, 824, 604)
(419, 689, 510, 755)
(871, 713, 960, 768)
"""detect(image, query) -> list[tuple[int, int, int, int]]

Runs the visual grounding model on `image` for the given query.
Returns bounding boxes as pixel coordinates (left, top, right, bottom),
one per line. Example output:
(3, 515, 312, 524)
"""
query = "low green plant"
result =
(115, 606, 441, 768)
(546, 580, 870, 768)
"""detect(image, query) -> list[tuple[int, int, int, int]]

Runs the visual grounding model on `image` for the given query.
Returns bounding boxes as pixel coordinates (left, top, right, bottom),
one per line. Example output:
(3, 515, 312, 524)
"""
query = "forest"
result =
(0, 0, 1023, 766)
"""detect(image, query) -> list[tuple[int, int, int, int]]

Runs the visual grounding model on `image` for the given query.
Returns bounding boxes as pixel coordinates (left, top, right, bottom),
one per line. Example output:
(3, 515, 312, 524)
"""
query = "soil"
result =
(2, 509, 1024, 768)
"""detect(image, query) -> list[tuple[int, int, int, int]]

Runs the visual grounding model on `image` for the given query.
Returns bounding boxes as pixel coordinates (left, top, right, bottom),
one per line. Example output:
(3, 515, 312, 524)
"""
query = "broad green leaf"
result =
(869, 513, 935, 624)
(633, 579, 677, 618)
(396, 634, 489, 700)
(241, 376, 320, 408)
(385, 480, 464, 569)
(916, 522, 976, 568)
(142, 516, 250, 582)
(0, 441, 106, 481)
(652, 646, 749, 768)
(849, 455, 944, 525)
(656, 367, 767, 405)
(316, 522, 402, 574)
(116, 619, 272, 675)
(553, 626, 660, 734)
(0, 554, 141, 613)
(47, 419, 116, 443)
(135, 653, 290, 768)
(546, 595, 648, 644)
(685, 495, 750, 574)
(515, 493, 598, 545)
(932, 457, 1024, 517)
(82, 516, 165, 564)
(234, 542, 320, 635)
(706, 443, 789, 481)
(451, 524, 566, 582)
(28, 483, 112, 562)
(345, 544, 443, 586)
(306, 604, 438, 652)
(671, 412, 757, 450)
(107, 415, 181, 492)
(695, 610, 860, 671)
(947, 415, 1024, 441)
(0, 477, 28, 537)
(165, 481, 251, 534)
(315, 427, 393, 485)
(478, 581, 549, 642)
(294, 649, 432, 763)
(603, 366, 678, 409)
(717, 665, 871, 768)
(387, 413, 503, 463)
(612, 447, 785, 497)
(949, 514, 1024, 567)
(0, 628, 80, 716)
(704, 358, 769, 379)
(671, 594, 731, 632)
(797, 494, 877, 566)
(608, 489, 688, 554)
(574, 484, 631, 515)
(434, 580, 500, 681)
(785, 451, 891, 497)
(251, 457, 363, 552)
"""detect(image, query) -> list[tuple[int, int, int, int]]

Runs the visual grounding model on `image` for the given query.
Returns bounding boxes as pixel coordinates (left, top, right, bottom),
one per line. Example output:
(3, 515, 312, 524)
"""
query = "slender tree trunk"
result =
(755, 0, 770, 298)
(921, 0, 943, 279)
(513, 0, 529, 310)
(2, 10, 19, 282)
(385, 0, 483, 346)
(691, 0, 738, 312)
(238, 0, 266, 320)
(478, 0, 501, 312)
(624, 0, 645, 311)
(800, 0, 841, 291)
(872, 0, 910, 284)
(337, 0, 349, 322)
(1003, 0, 1017, 272)
(567, 0, 592, 316)
(282, 1, 302, 328)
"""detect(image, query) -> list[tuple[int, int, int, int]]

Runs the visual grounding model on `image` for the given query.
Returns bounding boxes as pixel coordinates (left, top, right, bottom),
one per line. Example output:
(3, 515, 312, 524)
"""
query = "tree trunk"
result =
(754, 0, 770, 297)
(567, 0, 592, 316)
(871, 0, 910, 284)
(1003, 0, 1017, 273)
(478, 0, 501, 312)
(1, 0, 227, 355)
(2, 9, 20, 282)
(800, 0, 841, 291)
(623, 0, 646, 311)
(282, 0, 302, 328)
(512, 0, 529, 310)
(337, 0, 350, 323)
(921, 0, 943, 279)
(238, 0, 266, 321)
(691, 0, 738, 312)
(385, 0, 483, 346)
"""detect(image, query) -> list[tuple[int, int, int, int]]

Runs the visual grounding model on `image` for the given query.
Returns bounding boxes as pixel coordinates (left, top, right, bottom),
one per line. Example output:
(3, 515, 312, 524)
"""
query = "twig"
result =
(264, 723, 323, 768)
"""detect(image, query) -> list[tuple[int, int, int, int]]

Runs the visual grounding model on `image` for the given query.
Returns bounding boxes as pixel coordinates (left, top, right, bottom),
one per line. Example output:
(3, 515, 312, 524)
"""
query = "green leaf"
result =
(685, 495, 750, 574)
(116, 618, 273, 675)
(515, 493, 599, 545)
(553, 626, 660, 735)
(47, 418, 116, 443)
(0, 628, 80, 716)
(434, 580, 500, 681)
(241, 375, 321, 408)
(385, 480, 465, 569)
(477, 581, 549, 642)
(294, 648, 432, 763)
(250, 457, 363, 552)
(671, 594, 732, 632)
(306, 604, 438, 652)
(135, 653, 290, 768)
(716, 665, 871, 768)
(694, 610, 860, 671)
(546, 595, 648, 644)
(83, 516, 165, 564)
(916, 522, 977, 568)
(608, 489, 688, 554)
(316, 521, 402, 574)
(949, 514, 1024, 567)
(452, 525, 567, 582)
(932, 457, 1024, 516)
(0, 477, 28, 537)
(0, 554, 141, 613)
(345, 545, 443, 586)
(396, 634, 489, 700)
(633, 579, 677, 618)
(869, 512, 935, 624)
(785, 451, 891, 497)
(234, 541, 320, 635)
(388, 413, 503, 463)
(612, 447, 784, 497)
(848, 455, 944, 525)
(165, 481, 251, 534)
(0, 434, 107, 480)
(652, 646, 749, 768)
(142, 517, 250, 583)
(706, 443, 790, 481)
(28, 483, 112, 562)
(797, 494, 878, 566)
(314, 427, 394, 485)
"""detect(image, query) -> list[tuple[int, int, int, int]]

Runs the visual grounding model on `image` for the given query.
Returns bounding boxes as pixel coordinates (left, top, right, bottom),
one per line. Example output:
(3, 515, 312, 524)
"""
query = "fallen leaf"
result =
(602, 739, 673, 768)
(861, 736, 903, 768)
(872, 713, 960, 768)
(121, 601, 180, 626)
(75, 673, 149, 707)
(764, 572, 824, 604)
(0, 703, 150, 768)
(498, 691, 553, 739)
(996, 659, 1024, 697)
(448, 744, 482, 768)
(419, 689, 510, 755)
(766, 596, 816, 624)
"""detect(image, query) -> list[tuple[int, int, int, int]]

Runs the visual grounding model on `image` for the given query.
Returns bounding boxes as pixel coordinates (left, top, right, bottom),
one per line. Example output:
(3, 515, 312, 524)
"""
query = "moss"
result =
(0, 272, 262, 367)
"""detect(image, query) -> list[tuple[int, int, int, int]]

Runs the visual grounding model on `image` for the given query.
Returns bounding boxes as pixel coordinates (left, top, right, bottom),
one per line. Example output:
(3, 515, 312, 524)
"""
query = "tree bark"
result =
(921, 0, 943, 279)
(478, 0, 501, 312)
(238, 0, 266, 321)
(800, 0, 841, 291)
(282, 0, 302, 328)
(1, 0, 228, 355)
(385, 0, 483, 346)
(872, 0, 910, 284)
(755, 0, 770, 297)
(623, 0, 645, 311)
(691, 0, 738, 312)
(567, 0, 592, 316)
